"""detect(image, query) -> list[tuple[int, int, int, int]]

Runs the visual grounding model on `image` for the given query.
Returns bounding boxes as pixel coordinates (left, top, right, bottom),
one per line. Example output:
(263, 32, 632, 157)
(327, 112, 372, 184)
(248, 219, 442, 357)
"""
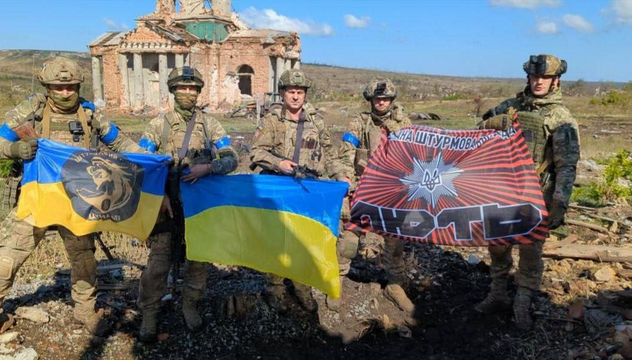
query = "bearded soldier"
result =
(136, 66, 238, 342)
(476, 54, 580, 330)
(0, 57, 141, 336)
(250, 69, 339, 313)
(333, 79, 415, 313)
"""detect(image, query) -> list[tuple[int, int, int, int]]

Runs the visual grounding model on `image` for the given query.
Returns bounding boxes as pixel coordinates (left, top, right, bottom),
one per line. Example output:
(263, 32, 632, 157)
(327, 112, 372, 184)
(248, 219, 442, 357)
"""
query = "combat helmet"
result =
(278, 69, 312, 90)
(168, 66, 204, 92)
(523, 54, 567, 77)
(363, 78, 397, 101)
(38, 57, 85, 85)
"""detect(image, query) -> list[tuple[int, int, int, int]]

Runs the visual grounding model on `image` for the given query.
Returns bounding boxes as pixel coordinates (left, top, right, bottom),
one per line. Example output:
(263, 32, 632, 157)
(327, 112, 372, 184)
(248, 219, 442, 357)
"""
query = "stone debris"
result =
(14, 308, 48, 324)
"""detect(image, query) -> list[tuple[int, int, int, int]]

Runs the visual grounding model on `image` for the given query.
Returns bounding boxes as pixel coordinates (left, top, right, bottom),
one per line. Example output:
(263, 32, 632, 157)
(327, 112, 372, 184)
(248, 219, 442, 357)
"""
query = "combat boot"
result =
(384, 284, 415, 313)
(294, 288, 318, 313)
(74, 308, 110, 337)
(139, 308, 158, 343)
(325, 296, 341, 312)
(264, 284, 288, 313)
(513, 288, 534, 331)
(475, 285, 511, 314)
(182, 294, 203, 333)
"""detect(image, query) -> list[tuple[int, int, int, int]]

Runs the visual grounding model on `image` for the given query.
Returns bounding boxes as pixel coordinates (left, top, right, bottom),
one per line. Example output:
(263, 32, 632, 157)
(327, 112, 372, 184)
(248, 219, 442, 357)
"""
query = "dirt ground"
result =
(1, 131, 631, 359)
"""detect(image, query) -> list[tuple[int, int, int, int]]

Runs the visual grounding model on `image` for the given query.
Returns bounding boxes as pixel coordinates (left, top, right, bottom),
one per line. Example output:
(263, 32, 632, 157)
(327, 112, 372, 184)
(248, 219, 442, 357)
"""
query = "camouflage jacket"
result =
(138, 109, 238, 173)
(337, 105, 411, 180)
(0, 93, 141, 159)
(250, 103, 338, 178)
(486, 87, 580, 209)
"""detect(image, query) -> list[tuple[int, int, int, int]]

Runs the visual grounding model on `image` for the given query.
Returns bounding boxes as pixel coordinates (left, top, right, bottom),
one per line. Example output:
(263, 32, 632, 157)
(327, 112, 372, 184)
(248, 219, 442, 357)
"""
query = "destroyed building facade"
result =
(88, 0, 301, 114)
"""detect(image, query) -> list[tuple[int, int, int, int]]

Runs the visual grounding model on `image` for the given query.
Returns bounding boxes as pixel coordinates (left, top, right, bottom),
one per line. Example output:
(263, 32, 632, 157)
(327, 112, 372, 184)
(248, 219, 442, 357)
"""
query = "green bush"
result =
(571, 150, 632, 206)
(0, 160, 13, 178)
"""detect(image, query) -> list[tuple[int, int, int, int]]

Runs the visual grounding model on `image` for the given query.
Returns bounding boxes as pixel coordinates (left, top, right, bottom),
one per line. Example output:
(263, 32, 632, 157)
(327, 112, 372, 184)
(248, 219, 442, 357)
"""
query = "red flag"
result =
(346, 124, 548, 246)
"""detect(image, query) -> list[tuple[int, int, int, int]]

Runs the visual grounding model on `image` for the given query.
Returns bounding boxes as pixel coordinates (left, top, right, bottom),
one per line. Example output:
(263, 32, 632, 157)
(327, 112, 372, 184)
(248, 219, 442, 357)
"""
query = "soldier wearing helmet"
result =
(250, 69, 340, 313)
(477, 54, 580, 330)
(0, 56, 141, 336)
(330, 78, 415, 313)
(136, 66, 238, 342)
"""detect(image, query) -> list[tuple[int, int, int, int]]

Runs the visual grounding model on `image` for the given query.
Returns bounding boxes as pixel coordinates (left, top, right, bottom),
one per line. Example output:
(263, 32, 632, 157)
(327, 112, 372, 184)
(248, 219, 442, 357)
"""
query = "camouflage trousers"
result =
(487, 241, 544, 292)
(0, 209, 98, 316)
(337, 224, 406, 285)
(137, 231, 208, 312)
(266, 274, 311, 299)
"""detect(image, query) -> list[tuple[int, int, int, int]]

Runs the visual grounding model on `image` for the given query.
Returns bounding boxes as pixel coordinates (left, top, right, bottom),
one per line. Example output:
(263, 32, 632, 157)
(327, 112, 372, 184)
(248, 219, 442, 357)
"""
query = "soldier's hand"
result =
(548, 206, 567, 230)
(160, 195, 173, 219)
(480, 114, 511, 131)
(181, 164, 211, 184)
(9, 138, 38, 160)
(278, 160, 297, 175)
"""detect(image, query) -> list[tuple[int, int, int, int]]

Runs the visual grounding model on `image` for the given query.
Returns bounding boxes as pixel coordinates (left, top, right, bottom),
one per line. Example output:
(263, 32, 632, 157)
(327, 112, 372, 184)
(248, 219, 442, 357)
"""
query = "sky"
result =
(1, 0, 631, 82)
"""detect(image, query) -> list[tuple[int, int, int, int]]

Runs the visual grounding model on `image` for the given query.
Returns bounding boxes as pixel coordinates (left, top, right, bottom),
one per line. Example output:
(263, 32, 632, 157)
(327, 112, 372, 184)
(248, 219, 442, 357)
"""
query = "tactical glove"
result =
(9, 138, 38, 160)
(548, 206, 567, 230)
(479, 114, 511, 131)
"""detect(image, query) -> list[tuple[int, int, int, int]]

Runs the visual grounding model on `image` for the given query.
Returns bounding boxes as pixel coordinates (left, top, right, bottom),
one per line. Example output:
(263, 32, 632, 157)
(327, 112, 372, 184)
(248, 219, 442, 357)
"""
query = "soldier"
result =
(334, 78, 415, 313)
(136, 66, 238, 342)
(0, 57, 141, 336)
(250, 69, 339, 313)
(476, 54, 580, 330)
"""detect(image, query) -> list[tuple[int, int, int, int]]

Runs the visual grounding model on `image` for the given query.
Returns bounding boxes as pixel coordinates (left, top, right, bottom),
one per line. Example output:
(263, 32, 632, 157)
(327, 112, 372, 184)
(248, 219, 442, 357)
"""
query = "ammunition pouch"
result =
(2, 161, 23, 210)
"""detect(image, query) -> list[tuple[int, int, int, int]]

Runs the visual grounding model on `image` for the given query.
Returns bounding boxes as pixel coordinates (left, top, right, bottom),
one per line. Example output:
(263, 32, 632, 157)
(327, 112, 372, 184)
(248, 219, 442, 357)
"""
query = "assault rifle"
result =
(166, 170, 186, 293)
(269, 151, 321, 179)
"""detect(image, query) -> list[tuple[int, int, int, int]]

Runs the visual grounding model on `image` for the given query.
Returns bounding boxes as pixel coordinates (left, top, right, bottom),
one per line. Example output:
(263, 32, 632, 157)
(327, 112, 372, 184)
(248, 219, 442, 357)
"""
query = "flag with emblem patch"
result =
(17, 139, 170, 240)
(181, 174, 348, 298)
(347, 125, 549, 246)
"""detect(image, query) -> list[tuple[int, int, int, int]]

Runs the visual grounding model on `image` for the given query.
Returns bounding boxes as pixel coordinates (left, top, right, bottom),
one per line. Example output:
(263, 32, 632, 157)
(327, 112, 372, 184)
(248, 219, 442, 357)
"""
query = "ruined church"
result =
(88, 0, 301, 114)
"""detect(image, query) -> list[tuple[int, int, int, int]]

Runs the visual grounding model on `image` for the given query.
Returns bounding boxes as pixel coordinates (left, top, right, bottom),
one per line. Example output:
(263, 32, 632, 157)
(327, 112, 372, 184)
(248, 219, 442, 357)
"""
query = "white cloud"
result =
(490, 0, 561, 9)
(103, 18, 129, 31)
(611, 0, 632, 24)
(344, 14, 370, 29)
(536, 21, 560, 34)
(239, 7, 334, 37)
(562, 14, 594, 32)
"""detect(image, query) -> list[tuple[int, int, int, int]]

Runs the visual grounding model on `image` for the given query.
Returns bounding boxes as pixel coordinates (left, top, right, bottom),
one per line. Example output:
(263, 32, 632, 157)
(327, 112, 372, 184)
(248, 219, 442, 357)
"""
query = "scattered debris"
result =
(15, 307, 48, 324)
(543, 244, 632, 262)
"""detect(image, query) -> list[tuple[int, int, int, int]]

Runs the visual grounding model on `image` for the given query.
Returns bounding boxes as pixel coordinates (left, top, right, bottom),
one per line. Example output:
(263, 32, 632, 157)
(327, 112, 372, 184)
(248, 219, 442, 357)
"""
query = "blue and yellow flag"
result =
(181, 174, 348, 298)
(17, 139, 170, 240)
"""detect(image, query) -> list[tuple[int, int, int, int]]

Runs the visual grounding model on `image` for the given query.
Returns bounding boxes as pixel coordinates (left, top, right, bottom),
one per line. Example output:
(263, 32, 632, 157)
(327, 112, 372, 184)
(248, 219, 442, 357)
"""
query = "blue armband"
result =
(215, 136, 231, 149)
(138, 138, 157, 153)
(0, 124, 19, 142)
(80, 100, 95, 112)
(101, 122, 119, 145)
(342, 132, 360, 148)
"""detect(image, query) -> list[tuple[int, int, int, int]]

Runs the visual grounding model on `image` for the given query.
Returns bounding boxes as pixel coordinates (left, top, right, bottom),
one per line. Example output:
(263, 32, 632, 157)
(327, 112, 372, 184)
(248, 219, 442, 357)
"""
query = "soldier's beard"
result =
(48, 90, 79, 112)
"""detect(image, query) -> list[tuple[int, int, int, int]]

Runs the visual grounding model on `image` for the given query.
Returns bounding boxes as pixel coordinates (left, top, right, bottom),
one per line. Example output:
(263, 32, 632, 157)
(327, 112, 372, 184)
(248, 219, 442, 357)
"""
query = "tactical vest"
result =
(274, 111, 326, 173)
(516, 111, 548, 167)
(355, 107, 406, 174)
(27, 95, 95, 148)
(159, 111, 215, 166)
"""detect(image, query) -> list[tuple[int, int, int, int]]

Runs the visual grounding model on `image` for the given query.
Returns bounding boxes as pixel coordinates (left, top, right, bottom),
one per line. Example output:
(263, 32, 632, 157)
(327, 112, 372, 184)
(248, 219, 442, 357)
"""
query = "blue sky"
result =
(1, 0, 631, 82)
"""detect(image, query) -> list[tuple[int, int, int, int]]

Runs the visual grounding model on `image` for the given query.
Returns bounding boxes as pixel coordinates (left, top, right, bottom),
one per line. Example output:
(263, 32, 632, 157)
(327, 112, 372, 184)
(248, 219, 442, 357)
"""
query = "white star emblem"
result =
(400, 153, 463, 207)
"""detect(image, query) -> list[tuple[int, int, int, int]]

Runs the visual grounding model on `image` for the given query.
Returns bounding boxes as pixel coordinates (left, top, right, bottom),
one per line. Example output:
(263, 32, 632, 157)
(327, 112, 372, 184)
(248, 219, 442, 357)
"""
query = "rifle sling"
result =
(177, 110, 198, 164)
(292, 112, 305, 164)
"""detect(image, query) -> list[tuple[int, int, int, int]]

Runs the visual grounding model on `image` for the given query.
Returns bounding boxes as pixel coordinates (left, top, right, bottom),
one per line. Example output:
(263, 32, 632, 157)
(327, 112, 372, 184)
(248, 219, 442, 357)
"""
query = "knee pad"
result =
(0, 256, 14, 281)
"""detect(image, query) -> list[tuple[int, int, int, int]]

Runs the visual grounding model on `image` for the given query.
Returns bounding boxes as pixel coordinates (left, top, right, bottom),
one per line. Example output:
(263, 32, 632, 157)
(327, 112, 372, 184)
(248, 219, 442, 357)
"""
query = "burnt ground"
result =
(0, 131, 630, 360)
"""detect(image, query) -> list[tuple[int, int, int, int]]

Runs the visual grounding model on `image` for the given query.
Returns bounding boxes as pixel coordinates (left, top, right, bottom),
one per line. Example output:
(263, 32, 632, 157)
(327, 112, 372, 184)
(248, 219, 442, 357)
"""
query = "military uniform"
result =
(0, 57, 141, 336)
(477, 54, 580, 330)
(335, 78, 415, 313)
(250, 69, 340, 312)
(136, 67, 238, 342)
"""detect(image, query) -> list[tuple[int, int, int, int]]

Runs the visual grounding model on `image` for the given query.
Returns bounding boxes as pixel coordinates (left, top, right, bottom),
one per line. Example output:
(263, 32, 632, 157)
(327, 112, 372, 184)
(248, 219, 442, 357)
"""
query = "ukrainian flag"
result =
(181, 174, 348, 298)
(17, 139, 170, 240)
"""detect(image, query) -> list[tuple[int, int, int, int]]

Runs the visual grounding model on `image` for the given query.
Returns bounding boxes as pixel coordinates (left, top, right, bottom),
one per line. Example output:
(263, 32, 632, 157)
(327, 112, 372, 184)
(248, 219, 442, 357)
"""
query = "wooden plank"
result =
(543, 244, 632, 262)
(544, 234, 579, 250)
(566, 219, 610, 233)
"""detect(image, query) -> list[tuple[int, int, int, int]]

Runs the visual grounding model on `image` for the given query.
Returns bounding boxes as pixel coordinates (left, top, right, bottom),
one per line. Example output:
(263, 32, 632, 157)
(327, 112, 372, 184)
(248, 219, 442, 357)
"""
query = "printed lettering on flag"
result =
(347, 125, 549, 246)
